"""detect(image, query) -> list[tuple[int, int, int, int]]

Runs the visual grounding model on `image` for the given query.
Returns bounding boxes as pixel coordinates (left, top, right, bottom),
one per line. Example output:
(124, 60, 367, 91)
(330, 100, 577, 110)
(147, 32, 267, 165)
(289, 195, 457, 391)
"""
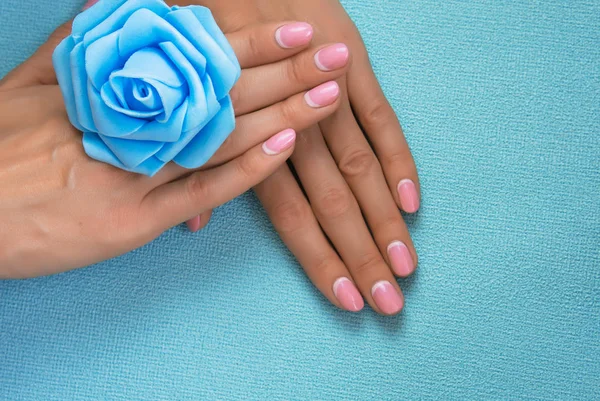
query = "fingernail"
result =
(275, 22, 313, 49)
(371, 281, 404, 315)
(304, 81, 340, 108)
(262, 129, 296, 155)
(397, 179, 420, 213)
(314, 43, 349, 71)
(387, 241, 415, 276)
(186, 215, 201, 233)
(333, 278, 364, 312)
(82, 0, 98, 10)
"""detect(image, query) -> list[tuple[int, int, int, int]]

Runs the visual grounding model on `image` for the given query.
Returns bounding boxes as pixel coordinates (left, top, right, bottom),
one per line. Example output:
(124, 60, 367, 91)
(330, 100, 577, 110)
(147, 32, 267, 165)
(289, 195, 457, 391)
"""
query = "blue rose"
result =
(52, 0, 241, 176)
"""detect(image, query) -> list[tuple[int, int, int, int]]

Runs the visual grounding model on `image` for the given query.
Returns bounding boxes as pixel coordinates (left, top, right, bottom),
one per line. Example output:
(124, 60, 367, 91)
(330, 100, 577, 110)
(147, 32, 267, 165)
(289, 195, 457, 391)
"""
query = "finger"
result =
(291, 125, 404, 315)
(186, 210, 213, 233)
(231, 42, 349, 115)
(211, 81, 341, 168)
(254, 165, 364, 312)
(145, 129, 297, 231)
(0, 22, 72, 91)
(157, 80, 341, 184)
(347, 53, 420, 213)
(227, 21, 313, 68)
(321, 98, 418, 277)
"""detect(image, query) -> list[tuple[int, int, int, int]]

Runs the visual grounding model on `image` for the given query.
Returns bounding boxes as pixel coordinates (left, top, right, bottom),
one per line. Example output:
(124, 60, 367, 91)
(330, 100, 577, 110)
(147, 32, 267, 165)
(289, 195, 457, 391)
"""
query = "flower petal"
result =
(144, 78, 187, 123)
(154, 99, 209, 162)
(109, 46, 187, 88)
(121, 98, 188, 143)
(83, 132, 166, 176)
(188, 6, 240, 79)
(173, 96, 235, 169)
(86, 30, 123, 91)
(165, 8, 240, 99)
(81, 0, 170, 47)
(52, 36, 84, 131)
(100, 81, 163, 119)
(183, 73, 219, 134)
(72, 0, 127, 42)
(88, 81, 146, 138)
(70, 42, 97, 132)
(99, 134, 164, 170)
(159, 41, 212, 131)
(118, 9, 207, 77)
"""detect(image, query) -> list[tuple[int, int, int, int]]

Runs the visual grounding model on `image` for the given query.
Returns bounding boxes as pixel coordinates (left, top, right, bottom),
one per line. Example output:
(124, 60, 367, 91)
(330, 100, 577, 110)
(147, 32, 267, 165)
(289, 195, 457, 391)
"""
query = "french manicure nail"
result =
(314, 43, 349, 71)
(387, 241, 415, 276)
(397, 179, 420, 213)
(333, 277, 364, 312)
(186, 215, 201, 233)
(82, 0, 98, 10)
(262, 129, 296, 155)
(304, 81, 340, 108)
(371, 280, 404, 315)
(275, 22, 313, 49)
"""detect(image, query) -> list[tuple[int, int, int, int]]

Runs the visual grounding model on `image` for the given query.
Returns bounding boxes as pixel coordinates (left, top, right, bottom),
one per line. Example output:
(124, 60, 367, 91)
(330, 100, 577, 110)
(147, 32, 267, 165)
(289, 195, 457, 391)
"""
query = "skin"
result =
(179, 0, 421, 315)
(0, 21, 347, 278)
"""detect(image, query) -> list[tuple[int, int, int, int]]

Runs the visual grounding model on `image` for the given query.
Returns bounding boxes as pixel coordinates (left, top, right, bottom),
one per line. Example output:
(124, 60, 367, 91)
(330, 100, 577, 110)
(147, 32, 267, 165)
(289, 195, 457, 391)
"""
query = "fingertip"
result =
(275, 22, 313, 49)
(186, 215, 201, 233)
(262, 128, 297, 156)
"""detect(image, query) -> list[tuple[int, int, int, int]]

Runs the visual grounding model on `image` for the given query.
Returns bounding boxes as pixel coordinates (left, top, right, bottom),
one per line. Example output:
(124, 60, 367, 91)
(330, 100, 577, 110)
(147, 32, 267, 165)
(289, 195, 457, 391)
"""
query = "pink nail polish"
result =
(397, 179, 420, 213)
(387, 241, 415, 277)
(262, 129, 296, 155)
(371, 281, 404, 315)
(333, 278, 364, 312)
(304, 81, 340, 108)
(314, 43, 349, 71)
(275, 22, 313, 49)
(186, 215, 201, 233)
(82, 0, 98, 10)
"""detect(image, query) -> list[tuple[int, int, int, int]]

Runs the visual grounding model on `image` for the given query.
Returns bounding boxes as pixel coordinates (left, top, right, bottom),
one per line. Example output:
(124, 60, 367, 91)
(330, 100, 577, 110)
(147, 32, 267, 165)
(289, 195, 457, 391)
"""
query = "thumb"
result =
(0, 21, 73, 91)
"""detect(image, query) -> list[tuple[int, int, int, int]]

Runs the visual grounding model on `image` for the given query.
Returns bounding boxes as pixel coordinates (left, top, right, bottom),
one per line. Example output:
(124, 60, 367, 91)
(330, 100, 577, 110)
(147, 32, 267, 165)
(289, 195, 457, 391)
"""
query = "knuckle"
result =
(185, 173, 211, 202)
(315, 186, 355, 219)
(270, 198, 312, 234)
(370, 215, 405, 237)
(352, 252, 385, 275)
(246, 31, 262, 59)
(384, 150, 409, 166)
(278, 98, 299, 126)
(338, 148, 377, 178)
(312, 254, 342, 274)
(286, 57, 309, 87)
(236, 151, 262, 179)
(362, 99, 393, 128)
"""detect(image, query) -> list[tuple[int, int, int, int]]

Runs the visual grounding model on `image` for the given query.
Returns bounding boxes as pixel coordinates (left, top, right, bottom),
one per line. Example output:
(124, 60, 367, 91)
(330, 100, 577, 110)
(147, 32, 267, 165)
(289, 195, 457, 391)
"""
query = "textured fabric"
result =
(1, 0, 599, 399)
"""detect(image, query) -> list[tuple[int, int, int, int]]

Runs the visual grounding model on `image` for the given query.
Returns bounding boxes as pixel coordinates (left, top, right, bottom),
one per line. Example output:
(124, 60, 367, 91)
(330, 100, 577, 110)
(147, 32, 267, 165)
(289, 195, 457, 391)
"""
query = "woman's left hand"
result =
(0, 18, 346, 278)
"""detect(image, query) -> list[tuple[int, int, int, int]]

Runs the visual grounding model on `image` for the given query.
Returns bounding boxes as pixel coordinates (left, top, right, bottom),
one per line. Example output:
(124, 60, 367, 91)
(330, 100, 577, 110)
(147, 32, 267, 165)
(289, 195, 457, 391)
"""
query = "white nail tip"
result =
(304, 92, 320, 108)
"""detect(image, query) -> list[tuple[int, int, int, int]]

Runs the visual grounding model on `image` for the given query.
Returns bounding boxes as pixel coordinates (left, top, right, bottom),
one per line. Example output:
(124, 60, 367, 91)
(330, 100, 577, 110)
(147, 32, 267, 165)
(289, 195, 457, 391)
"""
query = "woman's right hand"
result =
(0, 20, 346, 278)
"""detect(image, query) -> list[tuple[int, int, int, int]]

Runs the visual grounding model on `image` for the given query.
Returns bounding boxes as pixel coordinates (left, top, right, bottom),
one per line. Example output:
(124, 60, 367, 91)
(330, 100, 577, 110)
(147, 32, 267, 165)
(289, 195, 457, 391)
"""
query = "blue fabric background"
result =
(1, 0, 599, 399)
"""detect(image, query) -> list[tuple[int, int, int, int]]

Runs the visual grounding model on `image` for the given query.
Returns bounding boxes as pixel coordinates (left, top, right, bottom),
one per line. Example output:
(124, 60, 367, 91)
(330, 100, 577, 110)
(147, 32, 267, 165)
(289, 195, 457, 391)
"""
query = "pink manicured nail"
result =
(397, 179, 420, 213)
(275, 22, 313, 49)
(387, 241, 415, 277)
(304, 81, 340, 108)
(82, 0, 98, 10)
(186, 215, 201, 233)
(333, 278, 364, 312)
(262, 129, 296, 155)
(371, 281, 404, 315)
(314, 43, 349, 71)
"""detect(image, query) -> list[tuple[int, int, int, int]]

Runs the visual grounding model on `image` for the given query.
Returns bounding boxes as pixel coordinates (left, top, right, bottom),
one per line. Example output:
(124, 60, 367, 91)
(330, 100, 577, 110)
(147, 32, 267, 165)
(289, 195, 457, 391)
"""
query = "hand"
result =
(184, 0, 421, 315)
(0, 18, 346, 278)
